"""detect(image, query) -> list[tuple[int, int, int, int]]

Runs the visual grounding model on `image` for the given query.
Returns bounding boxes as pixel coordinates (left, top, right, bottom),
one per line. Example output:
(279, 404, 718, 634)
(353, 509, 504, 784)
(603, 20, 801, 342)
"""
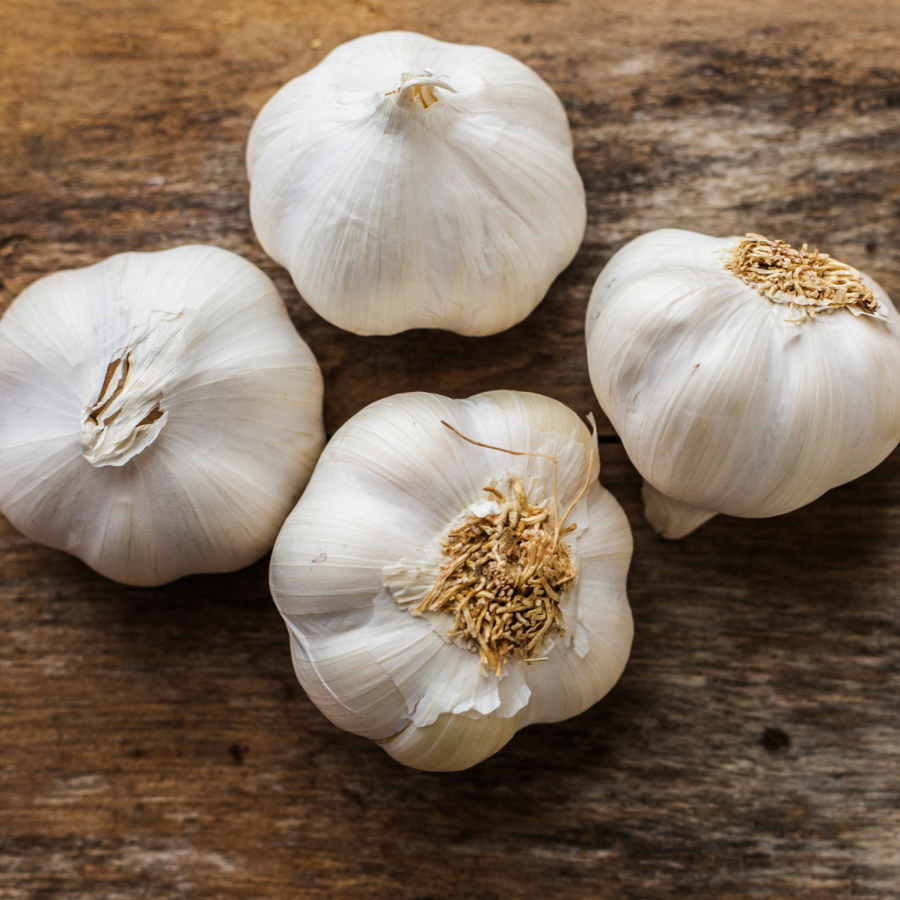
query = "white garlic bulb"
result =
(0, 245, 325, 586)
(586, 228, 900, 539)
(270, 391, 633, 771)
(247, 31, 586, 337)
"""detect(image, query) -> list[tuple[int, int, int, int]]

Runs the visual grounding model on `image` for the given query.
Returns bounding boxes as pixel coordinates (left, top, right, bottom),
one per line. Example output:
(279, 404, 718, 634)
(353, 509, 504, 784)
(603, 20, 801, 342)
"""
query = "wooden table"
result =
(3, 1, 900, 896)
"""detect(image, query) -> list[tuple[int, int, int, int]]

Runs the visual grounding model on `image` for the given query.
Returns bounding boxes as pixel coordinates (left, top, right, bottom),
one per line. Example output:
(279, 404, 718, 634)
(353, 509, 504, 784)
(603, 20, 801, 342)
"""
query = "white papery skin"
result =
(270, 391, 633, 771)
(247, 31, 586, 336)
(586, 228, 900, 539)
(0, 245, 325, 586)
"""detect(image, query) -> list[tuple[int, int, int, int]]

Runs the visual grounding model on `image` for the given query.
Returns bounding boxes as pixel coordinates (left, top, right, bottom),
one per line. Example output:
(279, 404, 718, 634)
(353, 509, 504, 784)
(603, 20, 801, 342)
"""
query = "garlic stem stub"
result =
(269, 391, 633, 771)
(585, 228, 900, 539)
(0, 245, 326, 586)
(247, 31, 587, 336)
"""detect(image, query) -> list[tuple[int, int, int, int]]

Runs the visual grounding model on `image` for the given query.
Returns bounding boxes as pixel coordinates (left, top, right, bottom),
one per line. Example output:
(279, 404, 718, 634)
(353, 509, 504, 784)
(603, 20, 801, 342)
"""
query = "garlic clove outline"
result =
(0, 245, 326, 586)
(247, 31, 587, 336)
(586, 228, 900, 538)
(270, 390, 633, 771)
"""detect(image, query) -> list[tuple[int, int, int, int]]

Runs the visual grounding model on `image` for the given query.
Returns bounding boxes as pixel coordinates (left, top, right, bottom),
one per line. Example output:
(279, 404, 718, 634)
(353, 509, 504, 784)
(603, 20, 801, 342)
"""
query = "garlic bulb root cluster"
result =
(247, 31, 586, 336)
(0, 245, 325, 585)
(586, 228, 900, 539)
(415, 459, 580, 676)
(724, 233, 881, 323)
(270, 391, 633, 771)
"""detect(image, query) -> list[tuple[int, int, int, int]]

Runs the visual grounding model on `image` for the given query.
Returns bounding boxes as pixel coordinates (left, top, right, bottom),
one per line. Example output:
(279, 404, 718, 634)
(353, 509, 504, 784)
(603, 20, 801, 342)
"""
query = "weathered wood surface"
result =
(3, 1, 900, 897)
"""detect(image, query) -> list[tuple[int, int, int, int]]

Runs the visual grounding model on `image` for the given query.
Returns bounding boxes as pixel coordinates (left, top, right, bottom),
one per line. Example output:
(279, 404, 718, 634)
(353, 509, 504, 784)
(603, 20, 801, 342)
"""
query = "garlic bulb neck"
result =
(80, 353, 168, 468)
(724, 233, 881, 323)
(409, 478, 575, 675)
(390, 71, 457, 110)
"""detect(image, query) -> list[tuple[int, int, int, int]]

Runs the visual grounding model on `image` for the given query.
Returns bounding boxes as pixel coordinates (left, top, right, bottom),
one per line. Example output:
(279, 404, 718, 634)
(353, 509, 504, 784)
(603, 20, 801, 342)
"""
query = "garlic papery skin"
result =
(0, 245, 325, 586)
(269, 391, 633, 771)
(585, 228, 900, 539)
(247, 31, 586, 337)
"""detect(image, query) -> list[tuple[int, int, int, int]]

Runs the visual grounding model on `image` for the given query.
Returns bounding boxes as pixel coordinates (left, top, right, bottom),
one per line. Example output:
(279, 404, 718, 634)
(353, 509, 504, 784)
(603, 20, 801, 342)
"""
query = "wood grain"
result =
(3, 1, 900, 897)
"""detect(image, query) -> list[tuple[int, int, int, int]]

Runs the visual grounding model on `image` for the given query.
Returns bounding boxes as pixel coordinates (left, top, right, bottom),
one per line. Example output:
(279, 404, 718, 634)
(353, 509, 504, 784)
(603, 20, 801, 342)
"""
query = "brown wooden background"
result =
(3, 1, 900, 897)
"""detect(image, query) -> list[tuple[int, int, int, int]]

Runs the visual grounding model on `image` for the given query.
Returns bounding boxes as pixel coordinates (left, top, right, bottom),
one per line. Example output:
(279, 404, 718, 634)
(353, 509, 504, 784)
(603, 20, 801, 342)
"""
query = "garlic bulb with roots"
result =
(0, 245, 325, 586)
(269, 391, 633, 771)
(247, 30, 586, 336)
(586, 228, 900, 539)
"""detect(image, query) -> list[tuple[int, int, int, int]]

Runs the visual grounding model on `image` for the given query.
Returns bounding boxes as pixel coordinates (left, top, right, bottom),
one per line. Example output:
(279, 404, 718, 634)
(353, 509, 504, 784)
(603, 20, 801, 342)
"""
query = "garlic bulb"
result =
(270, 391, 633, 771)
(586, 228, 900, 539)
(0, 245, 325, 586)
(247, 31, 586, 337)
